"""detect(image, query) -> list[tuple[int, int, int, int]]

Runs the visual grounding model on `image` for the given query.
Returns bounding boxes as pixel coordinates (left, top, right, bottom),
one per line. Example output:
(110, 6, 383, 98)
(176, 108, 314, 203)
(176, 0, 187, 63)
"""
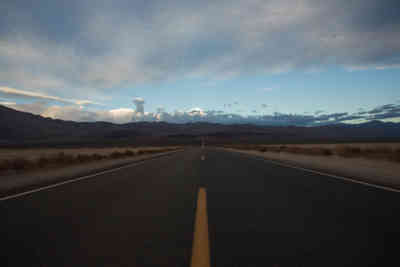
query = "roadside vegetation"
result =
(223, 143, 400, 163)
(0, 147, 180, 174)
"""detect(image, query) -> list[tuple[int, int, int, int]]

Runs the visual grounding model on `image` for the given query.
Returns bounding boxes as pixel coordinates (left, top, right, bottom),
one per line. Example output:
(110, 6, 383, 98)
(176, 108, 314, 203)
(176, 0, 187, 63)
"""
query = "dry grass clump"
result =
(12, 157, 34, 170)
(124, 150, 135, 156)
(0, 158, 33, 172)
(335, 146, 361, 157)
(251, 145, 333, 156)
(55, 152, 76, 164)
(291, 147, 333, 156)
(0, 147, 179, 174)
(334, 145, 399, 161)
(392, 149, 400, 162)
(110, 151, 124, 159)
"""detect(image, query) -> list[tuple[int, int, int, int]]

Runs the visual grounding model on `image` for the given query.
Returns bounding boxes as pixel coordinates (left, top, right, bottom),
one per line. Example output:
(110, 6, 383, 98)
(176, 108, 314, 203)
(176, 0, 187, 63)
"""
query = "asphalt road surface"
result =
(2, 148, 400, 267)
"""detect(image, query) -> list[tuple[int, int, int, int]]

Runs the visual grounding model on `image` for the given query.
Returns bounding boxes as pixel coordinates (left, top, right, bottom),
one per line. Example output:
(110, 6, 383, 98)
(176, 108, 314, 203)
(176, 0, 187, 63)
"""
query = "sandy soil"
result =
(260, 143, 400, 149)
(225, 148, 400, 190)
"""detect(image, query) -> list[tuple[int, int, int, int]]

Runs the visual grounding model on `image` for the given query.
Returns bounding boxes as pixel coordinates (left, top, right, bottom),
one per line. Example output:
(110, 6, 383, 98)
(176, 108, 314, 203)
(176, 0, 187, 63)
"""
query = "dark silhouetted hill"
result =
(1, 105, 399, 147)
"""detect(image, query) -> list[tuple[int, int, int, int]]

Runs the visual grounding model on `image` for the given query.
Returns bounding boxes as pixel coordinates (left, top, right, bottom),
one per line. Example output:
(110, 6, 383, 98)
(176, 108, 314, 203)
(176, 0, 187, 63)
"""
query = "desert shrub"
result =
(124, 150, 135, 156)
(37, 156, 50, 168)
(0, 160, 12, 172)
(91, 153, 105, 160)
(258, 147, 267, 152)
(76, 154, 92, 162)
(336, 146, 361, 157)
(279, 146, 333, 156)
(367, 147, 392, 154)
(110, 151, 124, 158)
(285, 147, 302, 154)
(391, 149, 400, 162)
(55, 152, 76, 164)
(349, 147, 361, 154)
(12, 157, 33, 171)
(269, 146, 281, 152)
(307, 147, 331, 156)
(364, 148, 374, 154)
(233, 145, 257, 151)
(322, 148, 333, 156)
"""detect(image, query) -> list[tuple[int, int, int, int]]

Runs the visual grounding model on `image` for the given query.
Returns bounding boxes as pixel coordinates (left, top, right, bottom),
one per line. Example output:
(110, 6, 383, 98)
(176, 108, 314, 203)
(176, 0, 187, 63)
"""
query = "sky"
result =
(0, 0, 400, 125)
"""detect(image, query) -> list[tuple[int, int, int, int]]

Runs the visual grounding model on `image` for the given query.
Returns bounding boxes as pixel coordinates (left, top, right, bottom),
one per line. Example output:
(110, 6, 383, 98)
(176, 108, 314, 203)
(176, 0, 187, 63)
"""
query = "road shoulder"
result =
(222, 148, 400, 191)
(0, 150, 182, 198)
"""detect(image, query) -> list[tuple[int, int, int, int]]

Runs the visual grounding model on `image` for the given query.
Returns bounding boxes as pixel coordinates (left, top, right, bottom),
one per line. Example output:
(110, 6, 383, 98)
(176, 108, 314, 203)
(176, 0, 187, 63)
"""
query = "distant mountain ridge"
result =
(1, 105, 399, 147)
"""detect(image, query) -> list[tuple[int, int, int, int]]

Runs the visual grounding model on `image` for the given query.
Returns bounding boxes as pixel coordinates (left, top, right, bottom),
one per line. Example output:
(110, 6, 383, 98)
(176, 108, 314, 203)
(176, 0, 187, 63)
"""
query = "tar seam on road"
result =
(0, 150, 183, 201)
(191, 187, 211, 267)
(245, 154, 400, 193)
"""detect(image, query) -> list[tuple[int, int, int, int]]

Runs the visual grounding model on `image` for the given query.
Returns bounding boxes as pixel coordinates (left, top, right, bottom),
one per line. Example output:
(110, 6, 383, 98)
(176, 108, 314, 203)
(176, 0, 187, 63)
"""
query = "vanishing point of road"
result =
(2, 148, 400, 267)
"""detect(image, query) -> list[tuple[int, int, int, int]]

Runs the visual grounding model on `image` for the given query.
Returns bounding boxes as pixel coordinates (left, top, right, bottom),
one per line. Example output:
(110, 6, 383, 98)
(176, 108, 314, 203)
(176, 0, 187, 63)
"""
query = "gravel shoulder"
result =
(224, 148, 400, 190)
(0, 150, 182, 197)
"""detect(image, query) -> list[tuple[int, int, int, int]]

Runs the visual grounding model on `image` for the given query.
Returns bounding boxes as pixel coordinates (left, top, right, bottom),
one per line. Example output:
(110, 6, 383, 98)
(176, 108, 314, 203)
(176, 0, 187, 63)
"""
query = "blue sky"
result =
(0, 0, 399, 125)
(113, 67, 400, 115)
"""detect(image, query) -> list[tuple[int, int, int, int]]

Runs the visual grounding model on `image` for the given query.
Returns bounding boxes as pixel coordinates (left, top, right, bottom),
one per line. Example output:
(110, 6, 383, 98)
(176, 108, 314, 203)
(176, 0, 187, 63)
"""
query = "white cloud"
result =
(0, 86, 102, 106)
(40, 105, 137, 124)
(187, 107, 206, 116)
(0, 101, 16, 106)
(107, 108, 135, 123)
(6, 100, 396, 126)
(1, 101, 49, 114)
(347, 64, 400, 72)
(132, 97, 145, 114)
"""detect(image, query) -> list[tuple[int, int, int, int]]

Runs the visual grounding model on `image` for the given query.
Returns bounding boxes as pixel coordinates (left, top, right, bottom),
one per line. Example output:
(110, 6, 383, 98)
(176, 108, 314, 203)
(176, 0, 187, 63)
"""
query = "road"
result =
(1, 148, 400, 267)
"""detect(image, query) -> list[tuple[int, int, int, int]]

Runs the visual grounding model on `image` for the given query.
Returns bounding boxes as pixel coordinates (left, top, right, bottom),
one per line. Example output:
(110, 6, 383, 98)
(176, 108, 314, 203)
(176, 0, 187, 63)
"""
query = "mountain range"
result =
(1, 105, 399, 147)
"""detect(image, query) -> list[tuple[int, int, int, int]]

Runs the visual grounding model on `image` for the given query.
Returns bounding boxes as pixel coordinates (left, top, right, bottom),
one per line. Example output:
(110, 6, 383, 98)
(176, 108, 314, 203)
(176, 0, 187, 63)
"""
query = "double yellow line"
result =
(190, 187, 211, 267)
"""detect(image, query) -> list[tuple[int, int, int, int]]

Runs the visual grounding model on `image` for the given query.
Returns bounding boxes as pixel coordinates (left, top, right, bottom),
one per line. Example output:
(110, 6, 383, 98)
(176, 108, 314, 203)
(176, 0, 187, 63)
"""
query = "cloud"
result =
(2, 101, 135, 124)
(3, 97, 400, 126)
(362, 103, 400, 120)
(187, 107, 206, 116)
(0, 101, 16, 106)
(156, 107, 165, 113)
(2, 101, 50, 115)
(132, 97, 145, 114)
(366, 104, 397, 114)
(1, 0, 399, 96)
(0, 86, 102, 106)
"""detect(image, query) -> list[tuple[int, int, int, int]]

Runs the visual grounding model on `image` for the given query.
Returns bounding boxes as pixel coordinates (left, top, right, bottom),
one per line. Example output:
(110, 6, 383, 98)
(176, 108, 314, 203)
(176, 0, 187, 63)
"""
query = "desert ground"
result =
(0, 146, 181, 174)
(223, 143, 400, 189)
(224, 143, 400, 163)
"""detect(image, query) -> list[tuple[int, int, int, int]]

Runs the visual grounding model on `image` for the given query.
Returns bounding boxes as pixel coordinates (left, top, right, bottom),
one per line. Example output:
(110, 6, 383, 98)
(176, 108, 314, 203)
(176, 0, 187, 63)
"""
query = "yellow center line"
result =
(190, 187, 211, 267)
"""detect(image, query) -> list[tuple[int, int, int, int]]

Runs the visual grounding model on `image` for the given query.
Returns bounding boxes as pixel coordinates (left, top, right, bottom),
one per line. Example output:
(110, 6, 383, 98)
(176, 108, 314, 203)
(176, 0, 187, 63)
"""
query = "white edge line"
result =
(231, 150, 400, 193)
(0, 150, 183, 201)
